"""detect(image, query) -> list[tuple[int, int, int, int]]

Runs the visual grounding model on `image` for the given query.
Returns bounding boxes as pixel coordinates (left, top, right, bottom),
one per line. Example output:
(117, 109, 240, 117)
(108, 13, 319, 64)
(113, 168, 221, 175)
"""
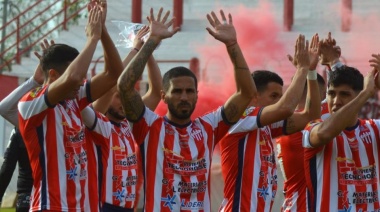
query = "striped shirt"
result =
(303, 119, 380, 211)
(18, 83, 92, 211)
(132, 106, 230, 212)
(277, 131, 309, 212)
(84, 107, 140, 210)
(219, 106, 283, 212)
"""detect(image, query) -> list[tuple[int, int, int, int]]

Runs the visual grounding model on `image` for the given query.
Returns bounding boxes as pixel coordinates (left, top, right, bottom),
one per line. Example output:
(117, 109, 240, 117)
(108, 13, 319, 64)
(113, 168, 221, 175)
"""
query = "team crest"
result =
(242, 106, 255, 117)
(29, 87, 42, 98)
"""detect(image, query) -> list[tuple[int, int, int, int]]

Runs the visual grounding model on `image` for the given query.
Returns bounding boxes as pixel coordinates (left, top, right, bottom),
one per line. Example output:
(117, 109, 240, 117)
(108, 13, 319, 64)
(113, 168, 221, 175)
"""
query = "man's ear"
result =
(160, 90, 167, 103)
(48, 69, 60, 81)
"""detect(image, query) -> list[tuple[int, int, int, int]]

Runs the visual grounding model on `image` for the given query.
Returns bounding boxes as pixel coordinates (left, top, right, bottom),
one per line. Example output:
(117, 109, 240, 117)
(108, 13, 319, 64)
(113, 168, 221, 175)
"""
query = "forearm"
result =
(118, 38, 159, 94)
(227, 43, 256, 98)
(65, 38, 98, 83)
(122, 49, 138, 67)
(118, 38, 159, 121)
(144, 55, 162, 107)
(0, 77, 40, 126)
(316, 90, 371, 144)
(304, 76, 321, 120)
(278, 67, 308, 112)
(101, 28, 123, 78)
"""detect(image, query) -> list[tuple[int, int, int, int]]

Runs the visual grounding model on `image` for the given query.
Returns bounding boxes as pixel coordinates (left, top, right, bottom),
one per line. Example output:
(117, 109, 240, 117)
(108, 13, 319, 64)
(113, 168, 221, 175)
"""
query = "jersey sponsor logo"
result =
(346, 136, 359, 151)
(117, 175, 138, 188)
(337, 157, 378, 185)
(64, 125, 85, 148)
(164, 150, 207, 176)
(161, 194, 176, 211)
(114, 150, 138, 170)
(65, 151, 87, 180)
(352, 191, 379, 205)
(113, 189, 126, 202)
(337, 205, 352, 212)
(162, 178, 176, 192)
(181, 199, 204, 210)
(257, 186, 270, 201)
(176, 180, 207, 193)
(179, 133, 190, 148)
(66, 166, 78, 180)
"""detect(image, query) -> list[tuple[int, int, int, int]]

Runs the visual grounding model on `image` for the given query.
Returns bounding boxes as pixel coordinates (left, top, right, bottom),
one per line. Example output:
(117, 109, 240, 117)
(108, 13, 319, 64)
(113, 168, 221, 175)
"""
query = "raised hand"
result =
(309, 33, 319, 70)
(206, 10, 237, 46)
(100, 0, 107, 27)
(85, 6, 102, 40)
(363, 68, 376, 97)
(147, 8, 179, 42)
(293, 34, 310, 70)
(133, 25, 149, 50)
(318, 32, 341, 65)
(33, 39, 55, 84)
(369, 53, 380, 88)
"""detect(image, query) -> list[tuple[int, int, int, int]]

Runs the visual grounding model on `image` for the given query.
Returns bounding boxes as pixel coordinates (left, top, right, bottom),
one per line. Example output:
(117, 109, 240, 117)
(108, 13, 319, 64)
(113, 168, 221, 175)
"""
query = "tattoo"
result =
(120, 91, 145, 121)
(225, 103, 239, 123)
(227, 45, 249, 70)
(118, 39, 158, 121)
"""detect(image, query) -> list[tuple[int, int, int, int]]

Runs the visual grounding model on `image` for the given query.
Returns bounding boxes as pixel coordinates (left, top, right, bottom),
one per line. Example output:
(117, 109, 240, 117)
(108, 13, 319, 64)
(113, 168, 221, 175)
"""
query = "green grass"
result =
(0, 208, 15, 212)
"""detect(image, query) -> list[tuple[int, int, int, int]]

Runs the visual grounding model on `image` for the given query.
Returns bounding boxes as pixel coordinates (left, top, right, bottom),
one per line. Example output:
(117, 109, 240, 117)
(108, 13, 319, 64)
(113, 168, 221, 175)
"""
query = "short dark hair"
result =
(41, 44, 79, 77)
(251, 70, 283, 93)
(162, 66, 198, 92)
(328, 65, 363, 92)
(317, 73, 326, 88)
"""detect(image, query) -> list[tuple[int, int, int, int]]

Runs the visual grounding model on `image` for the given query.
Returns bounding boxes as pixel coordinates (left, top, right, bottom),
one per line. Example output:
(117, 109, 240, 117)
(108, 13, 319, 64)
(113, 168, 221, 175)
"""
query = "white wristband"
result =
(307, 70, 317, 80)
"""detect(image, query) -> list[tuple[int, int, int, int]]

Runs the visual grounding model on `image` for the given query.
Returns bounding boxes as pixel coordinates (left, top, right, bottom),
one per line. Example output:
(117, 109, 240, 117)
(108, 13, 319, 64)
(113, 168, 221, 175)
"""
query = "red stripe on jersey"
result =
(132, 107, 229, 211)
(18, 83, 91, 211)
(220, 106, 281, 212)
(143, 119, 162, 212)
(277, 132, 309, 212)
(304, 119, 380, 211)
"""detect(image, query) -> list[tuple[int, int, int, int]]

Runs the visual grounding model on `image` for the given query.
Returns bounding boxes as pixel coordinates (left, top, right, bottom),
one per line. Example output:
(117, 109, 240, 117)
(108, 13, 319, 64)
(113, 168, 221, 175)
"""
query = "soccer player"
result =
(276, 74, 325, 212)
(117, 8, 256, 211)
(303, 59, 380, 211)
(218, 34, 321, 212)
(83, 25, 162, 211)
(17, 3, 123, 211)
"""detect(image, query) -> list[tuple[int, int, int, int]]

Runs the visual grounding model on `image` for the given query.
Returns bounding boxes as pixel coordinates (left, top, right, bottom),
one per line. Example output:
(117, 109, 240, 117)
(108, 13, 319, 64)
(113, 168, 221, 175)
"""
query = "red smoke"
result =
(155, 2, 289, 119)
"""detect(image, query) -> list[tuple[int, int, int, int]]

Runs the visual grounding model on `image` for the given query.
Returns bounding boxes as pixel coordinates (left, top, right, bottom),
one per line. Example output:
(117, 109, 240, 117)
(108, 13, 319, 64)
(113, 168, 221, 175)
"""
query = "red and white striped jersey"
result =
(83, 107, 111, 212)
(18, 83, 92, 211)
(219, 106, 284, 212)
(132, 106, 230, 212)
(84, 107, 140, 210)
(303, 119, 380, 211)
(276, 131, 309, 212)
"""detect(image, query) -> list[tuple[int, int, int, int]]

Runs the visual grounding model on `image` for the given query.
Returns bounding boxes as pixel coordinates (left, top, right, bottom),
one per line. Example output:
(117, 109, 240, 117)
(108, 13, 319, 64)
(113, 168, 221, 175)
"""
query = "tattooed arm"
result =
(206, 10, 256, 123)
(117, 8, 179, 121)
(258, 35, 310, 128)
(284, 34, 322, 134)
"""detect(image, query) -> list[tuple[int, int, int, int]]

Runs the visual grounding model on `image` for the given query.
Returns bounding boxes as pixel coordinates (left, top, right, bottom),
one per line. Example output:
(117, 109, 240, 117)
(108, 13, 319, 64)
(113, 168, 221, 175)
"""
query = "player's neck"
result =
(166, 113, 191, 126)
